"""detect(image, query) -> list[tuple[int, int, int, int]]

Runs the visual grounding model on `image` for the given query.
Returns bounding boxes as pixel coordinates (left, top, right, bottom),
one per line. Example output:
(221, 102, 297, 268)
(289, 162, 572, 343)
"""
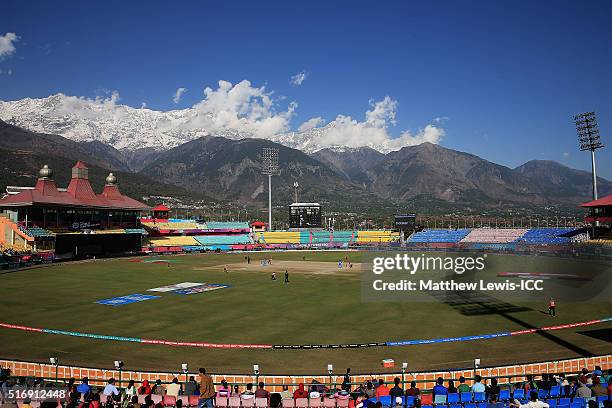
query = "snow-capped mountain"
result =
(0, 93, 439, 154)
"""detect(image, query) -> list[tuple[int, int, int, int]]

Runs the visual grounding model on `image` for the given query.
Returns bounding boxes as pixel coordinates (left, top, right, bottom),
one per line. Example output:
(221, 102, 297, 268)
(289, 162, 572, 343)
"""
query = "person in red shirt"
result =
(375, 379, 390, 398)
(293, 383, 309, 400)
(548, 298, 556, 316)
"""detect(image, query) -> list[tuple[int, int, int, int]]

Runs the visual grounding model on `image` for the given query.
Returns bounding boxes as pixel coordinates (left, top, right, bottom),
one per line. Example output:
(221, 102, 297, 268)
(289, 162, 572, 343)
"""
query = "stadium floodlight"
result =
(253, 364, 260, 375)
(181, 363, 188, 373)
(261, 148, 280, 231)
(574, 111, 605, 200)
(114, 360, 124, 369)
(327, 364, 333, 374)
(401, 362, 408, 371)
(50, 357, 59, 384)
(474, 358, 481, 369)
(293, 181, 299, 203)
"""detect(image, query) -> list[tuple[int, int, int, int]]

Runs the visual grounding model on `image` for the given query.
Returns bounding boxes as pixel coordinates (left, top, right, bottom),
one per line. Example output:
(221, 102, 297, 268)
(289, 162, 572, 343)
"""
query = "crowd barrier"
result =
(1, 356, 610, 392)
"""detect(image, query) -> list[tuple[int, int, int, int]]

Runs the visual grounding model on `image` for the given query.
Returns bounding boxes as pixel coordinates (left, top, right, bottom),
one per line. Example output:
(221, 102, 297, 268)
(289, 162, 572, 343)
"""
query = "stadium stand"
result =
(193, 234, 251, 245)
(408, 229, 470, 243)
(205, 221, 250, 230)
(461, 228, 528, 243)
(149, 236, 199, 247)
(259, 231, 301, 244)
(311, 231, 333, 244)
(356, 230, 399, 243)
(331, 231, 356, 243)
(516, 228, 574, 244)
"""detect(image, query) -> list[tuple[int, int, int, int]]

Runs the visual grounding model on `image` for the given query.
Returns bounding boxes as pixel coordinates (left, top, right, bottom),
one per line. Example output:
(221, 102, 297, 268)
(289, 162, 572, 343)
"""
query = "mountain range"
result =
(1, 94, 611, 215)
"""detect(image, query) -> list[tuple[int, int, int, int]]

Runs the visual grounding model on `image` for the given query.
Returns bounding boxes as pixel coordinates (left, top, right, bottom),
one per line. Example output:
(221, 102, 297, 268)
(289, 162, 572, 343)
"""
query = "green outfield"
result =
(0, 250, 610, 374)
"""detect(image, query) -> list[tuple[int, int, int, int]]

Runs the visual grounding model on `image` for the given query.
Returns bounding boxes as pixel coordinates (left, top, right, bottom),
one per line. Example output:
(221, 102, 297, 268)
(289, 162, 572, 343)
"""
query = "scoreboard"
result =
(394, 213, 416, 230)
(289, 203, 322, 229)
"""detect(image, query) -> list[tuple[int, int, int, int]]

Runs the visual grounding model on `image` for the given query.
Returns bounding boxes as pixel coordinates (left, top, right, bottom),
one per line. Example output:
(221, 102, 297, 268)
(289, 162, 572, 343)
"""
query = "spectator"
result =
(487, 378, 500, 400)
(364, 382, 376, 398)
(591, 377, 606, 397)
(406, 381, 420, 397)
(142, 395, 154, 408)
(176, 400, 183, 408)
(102, 378, 120, 397)
(197, 368, 215, 408)
(279, 386, 292, 400)
(447, 380, 457, 394)
(603, 369, 612, 384)
(20, 398, 32, 408)
(152, 380, 164, 396)
(524, 376, 538, 393)
(77, 377, 91, 396)
(375, 380, 390, 398)
(607, 381, 612, 398)
(241, 383, 256, 404)
(433, 377, 447, 397)
(255, 382, 270, 400)
(575, 380, 592, 398)
(126, 380, 138, 399)
(138, 380, 152, 396)
(127, 396, 140, 408)
(216, 379, 230, 399)
(232, 385, 240, 396)
(593, 366, 603, 377)
(457, 377, 470, 394)
(309, 386, 320, 400)
(390, 378, 403, 401)
(513, 391, 549, 408)
(184, 377, 198, 396)
(472, 375, 485, 393)
(342, 369, 351, 392)
(166, 378, 182, 398)
(293, 383, 308, 400)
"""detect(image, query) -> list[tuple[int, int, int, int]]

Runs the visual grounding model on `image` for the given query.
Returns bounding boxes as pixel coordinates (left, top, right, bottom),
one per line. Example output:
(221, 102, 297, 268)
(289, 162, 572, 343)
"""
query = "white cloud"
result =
(298, 116, 325, 132)
(290, 70, 308, 86)
(186, 79, 297, 138)
(300, 96, 444, 152)
(563, 152, 570, 157)
(140, 102, 147, 109)
(172, 87, 187, 104)
(0, 32, 19, 58)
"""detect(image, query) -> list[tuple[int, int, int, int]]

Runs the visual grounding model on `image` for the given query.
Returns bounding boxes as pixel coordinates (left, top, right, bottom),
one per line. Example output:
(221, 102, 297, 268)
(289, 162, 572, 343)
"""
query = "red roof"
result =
(251, 221, 266, 226)
(0, 162, 149, 211)
(152, 204, 171, 212)
(73, 160, 88, 169)
(580, 194, 612, 207)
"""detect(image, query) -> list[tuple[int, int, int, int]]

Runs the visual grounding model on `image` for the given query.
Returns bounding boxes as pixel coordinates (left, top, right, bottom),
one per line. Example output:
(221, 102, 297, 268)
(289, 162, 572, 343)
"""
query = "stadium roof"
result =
(0, 162, 149, 211)
(152, 204, 171, 212)
(580, 194, 612, 208)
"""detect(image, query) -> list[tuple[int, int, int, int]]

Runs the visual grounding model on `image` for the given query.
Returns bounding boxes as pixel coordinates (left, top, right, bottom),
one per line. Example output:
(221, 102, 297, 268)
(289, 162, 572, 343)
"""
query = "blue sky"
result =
(1, 0, 612, 178)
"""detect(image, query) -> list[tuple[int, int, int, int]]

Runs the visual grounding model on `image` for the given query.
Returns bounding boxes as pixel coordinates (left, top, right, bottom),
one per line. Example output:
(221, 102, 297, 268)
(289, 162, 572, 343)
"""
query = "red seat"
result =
(296, 398, 309, 408)
(282, 399, 295, 408)
(229, 397, 241, 408)
(188, 396, 200, 407)
(163, 396, 177, 407)
(256, 397, 268, 408)
(323, 398, 336, 408)
(217, 397, 229, 407)
(421, 394, 433, 405)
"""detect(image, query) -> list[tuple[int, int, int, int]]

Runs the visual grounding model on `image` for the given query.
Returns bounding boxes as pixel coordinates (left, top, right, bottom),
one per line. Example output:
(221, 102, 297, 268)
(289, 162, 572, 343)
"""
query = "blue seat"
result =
(450, 404, 462, 408)
(549, 386, 561, 398)
(557, 404, 570, 408)
(461, 392, 472, 402)
(474, 392, 485, 402)
(559, 398, 571, 406)
(477, 403, 488, 408)
(499, 390, 510, 401)
(546, 399, 557, 408)
(422, 405, 433, 408)
(570, 401, 583, 408)
(538, 390, 548, 399)
(464, 403, 476, 408)
(513, 389, 525, 400)
(378, 396, 392, 406)
(405, 397, 415, 407)
(447, 393, 459, 403)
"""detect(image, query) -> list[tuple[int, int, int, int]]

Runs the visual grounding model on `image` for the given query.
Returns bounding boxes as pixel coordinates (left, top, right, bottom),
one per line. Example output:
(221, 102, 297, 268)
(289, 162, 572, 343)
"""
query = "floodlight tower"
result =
(293, 181, 299, 203)
(261, 148, 280, 231)
(574, 112, 605, 200)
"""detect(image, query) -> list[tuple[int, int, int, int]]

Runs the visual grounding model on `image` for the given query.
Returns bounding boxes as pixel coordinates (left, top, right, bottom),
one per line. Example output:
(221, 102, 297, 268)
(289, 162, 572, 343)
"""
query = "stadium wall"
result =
(1, 355, 610, 392)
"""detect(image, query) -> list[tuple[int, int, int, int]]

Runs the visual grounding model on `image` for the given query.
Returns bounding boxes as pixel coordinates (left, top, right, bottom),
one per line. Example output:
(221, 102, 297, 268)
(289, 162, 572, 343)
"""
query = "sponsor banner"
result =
(96, 294, 160, 306)
(172, 283, 231, 295)
(148, 282, 203, 292)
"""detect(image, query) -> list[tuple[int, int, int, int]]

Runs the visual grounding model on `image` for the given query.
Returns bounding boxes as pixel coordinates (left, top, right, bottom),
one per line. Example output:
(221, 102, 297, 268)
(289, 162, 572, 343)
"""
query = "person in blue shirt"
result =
(76, 377, 91, 396)
(472, 375, 486, 393)
(433, 377, 448, 396)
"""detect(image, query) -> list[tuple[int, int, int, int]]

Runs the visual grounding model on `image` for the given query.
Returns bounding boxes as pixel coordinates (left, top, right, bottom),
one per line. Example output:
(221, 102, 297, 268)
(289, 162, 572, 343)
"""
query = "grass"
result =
(0, 250, 610, 374)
